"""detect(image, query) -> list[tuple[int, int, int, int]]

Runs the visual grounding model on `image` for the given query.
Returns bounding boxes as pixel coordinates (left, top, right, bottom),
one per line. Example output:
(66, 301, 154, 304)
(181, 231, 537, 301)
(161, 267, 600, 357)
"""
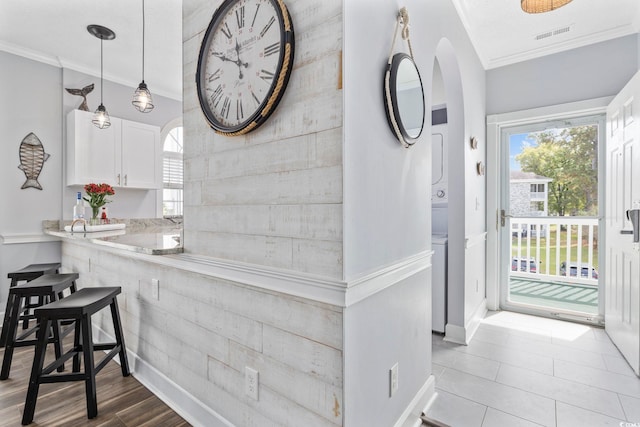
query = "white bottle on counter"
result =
(73, 191, 85, 220)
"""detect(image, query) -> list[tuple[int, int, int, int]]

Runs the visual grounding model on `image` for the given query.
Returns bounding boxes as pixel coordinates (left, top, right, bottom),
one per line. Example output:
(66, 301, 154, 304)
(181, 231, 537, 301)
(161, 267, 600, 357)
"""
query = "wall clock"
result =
(196, 0, 295, 136)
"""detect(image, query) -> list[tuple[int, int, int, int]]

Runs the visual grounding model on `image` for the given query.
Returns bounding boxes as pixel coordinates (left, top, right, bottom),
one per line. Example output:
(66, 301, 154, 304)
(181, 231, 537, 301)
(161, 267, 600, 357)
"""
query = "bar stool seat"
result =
(0, 273, 78, 380)
(8, 263, 62, 286)
(22, 286, 130, 425)
(1, 263, 62, 347)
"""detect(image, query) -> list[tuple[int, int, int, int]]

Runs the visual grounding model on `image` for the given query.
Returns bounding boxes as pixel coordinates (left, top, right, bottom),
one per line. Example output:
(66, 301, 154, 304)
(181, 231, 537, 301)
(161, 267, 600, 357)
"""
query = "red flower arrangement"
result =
(83, 183, 115, 219)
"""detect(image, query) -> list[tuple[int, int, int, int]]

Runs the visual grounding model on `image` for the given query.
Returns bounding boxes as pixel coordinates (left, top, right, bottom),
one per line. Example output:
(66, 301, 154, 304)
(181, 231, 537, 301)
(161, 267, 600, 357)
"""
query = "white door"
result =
(606, 71, 640, 376)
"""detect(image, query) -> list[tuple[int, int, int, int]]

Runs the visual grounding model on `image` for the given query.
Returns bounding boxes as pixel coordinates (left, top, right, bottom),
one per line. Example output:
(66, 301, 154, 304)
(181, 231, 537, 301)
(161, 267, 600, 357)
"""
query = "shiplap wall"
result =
(62, 243, 344, 426)
(182, 0, 343, 279)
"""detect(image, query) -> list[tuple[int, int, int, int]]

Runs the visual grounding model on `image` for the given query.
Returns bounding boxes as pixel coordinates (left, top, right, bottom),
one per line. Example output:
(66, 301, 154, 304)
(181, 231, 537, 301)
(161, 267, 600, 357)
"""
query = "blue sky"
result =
(509, 132, 538, 171)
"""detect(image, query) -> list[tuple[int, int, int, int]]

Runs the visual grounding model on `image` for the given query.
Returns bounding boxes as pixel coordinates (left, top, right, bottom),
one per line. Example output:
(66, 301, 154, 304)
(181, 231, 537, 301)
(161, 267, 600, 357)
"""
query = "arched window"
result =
(162, 125, 183, 216)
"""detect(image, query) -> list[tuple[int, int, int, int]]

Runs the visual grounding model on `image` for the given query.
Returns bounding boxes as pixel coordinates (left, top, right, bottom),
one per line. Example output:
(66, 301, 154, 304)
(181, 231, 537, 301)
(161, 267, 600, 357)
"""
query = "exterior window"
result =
(530, 201, 544, 211)
(163, 126, 183, 216)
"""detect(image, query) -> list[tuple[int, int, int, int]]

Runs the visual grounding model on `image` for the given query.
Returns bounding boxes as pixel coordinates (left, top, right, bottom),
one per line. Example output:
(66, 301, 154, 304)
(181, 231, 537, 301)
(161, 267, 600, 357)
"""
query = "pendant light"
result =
(521, 0, 573, 14)
(88, 25, 116, 129)
(132, 0, 154, 112)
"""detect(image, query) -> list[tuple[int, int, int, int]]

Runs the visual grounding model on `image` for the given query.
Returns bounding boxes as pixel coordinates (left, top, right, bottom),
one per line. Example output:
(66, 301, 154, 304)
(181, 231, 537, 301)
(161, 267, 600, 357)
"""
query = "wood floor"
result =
(0, 335, 189, 427)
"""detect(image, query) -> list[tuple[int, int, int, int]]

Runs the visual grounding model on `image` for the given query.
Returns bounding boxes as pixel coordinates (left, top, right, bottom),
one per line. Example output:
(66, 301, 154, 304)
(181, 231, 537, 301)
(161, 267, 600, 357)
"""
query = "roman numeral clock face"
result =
(196, 0, 295, 135)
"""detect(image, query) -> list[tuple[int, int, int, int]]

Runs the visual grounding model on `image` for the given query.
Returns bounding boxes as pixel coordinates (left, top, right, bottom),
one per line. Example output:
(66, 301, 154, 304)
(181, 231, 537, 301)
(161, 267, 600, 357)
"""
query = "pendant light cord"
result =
(100, 37, 104, 104)
(142, 0, 145, 81)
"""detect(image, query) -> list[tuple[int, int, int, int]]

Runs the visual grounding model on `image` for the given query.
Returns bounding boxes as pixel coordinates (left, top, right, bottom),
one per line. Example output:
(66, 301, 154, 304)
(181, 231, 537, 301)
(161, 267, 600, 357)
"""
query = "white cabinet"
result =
(66, 110, 161, 189)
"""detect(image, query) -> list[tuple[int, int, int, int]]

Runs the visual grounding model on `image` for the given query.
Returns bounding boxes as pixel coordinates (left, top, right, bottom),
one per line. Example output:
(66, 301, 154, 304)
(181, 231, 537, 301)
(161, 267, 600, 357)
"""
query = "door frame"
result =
(486, 97, 612, 318)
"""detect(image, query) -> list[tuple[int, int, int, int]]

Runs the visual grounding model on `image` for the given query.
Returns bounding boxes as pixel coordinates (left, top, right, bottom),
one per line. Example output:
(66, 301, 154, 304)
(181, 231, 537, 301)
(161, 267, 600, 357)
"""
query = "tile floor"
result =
(426, 311, 640, 427)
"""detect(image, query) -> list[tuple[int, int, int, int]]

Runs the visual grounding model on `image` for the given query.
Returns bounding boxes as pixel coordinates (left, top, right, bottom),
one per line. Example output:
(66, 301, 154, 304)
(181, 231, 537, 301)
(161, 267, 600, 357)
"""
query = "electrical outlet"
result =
(245, 366, 259, 400)
(390, 363, 398, 397)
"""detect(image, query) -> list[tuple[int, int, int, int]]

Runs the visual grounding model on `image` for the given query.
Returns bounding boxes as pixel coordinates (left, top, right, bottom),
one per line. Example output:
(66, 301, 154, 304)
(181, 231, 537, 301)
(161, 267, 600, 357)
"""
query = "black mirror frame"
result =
(383, 52, 426, 147)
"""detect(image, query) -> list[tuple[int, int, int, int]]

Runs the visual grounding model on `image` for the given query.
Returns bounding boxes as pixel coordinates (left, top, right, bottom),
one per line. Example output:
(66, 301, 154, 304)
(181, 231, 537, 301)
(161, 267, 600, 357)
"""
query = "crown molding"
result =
(0, 39, 181, 101)
(485, 23, 638, 70)
(0, 39, 62, 68)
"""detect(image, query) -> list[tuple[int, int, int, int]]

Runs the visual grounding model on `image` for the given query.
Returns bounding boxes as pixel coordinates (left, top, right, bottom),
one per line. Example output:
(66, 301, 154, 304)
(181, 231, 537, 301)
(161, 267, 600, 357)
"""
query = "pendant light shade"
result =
(133, 81, 154, 112)
(92, 104, 111, 129)
(88, 25, 115, 129)
(521, 0, 573, 13)
(133, 0, 154, 112)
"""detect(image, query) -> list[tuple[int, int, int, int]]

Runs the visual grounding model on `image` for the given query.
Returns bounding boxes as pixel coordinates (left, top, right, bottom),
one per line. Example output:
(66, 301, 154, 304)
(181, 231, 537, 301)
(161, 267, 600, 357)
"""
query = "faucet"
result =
(70, 218, 86, 234)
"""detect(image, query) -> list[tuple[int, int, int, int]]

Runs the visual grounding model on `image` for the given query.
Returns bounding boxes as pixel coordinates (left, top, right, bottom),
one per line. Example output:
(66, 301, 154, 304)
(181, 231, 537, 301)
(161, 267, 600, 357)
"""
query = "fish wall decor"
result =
(65, 83, 94, 111)
(18, 132, 50, 190)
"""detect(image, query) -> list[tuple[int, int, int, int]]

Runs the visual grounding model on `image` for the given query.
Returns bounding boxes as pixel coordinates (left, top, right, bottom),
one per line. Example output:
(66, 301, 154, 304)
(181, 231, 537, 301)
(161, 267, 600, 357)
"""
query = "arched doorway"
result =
(430, 38, 469, 343)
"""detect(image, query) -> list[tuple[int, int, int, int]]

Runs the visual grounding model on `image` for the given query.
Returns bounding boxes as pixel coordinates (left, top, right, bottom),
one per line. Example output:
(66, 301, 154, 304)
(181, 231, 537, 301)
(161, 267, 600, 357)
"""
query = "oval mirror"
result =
(384, 53, 426, 147)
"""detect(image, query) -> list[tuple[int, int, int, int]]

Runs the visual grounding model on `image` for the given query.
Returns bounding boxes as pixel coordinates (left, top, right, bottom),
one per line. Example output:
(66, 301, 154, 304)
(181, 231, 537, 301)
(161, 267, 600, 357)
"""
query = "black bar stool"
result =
(1, 262, 61, 347)
(22, 287, 130, 425)
(0, 273, 78, 380)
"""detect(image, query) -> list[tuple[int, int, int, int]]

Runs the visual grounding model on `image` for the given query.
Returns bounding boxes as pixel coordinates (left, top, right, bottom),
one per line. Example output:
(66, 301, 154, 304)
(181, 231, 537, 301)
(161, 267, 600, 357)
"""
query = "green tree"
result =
(516, 125, 598, 216)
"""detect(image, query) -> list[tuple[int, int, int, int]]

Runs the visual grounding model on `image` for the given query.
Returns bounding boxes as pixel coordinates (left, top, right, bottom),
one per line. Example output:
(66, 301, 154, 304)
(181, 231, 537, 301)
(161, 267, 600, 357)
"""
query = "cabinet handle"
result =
(124, 174, 128, 186)
(117, 174, 121, 186)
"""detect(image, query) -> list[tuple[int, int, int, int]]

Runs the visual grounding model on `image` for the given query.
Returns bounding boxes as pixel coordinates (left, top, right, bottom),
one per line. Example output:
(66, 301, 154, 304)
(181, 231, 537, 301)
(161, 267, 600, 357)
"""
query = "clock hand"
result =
(212, 51, 234, 63)
(233, 39, 249, 79)
(233, 41, 249, 67)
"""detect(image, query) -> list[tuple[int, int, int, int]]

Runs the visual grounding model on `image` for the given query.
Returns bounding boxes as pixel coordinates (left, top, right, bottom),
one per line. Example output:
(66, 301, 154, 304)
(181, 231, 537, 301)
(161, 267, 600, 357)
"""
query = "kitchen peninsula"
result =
(44, 218, 183, 255)
(43, 212, 347, 427)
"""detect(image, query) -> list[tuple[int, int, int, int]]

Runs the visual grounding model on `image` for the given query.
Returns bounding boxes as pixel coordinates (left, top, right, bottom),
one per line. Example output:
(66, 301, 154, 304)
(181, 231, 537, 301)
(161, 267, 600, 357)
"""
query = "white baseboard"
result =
(465, 298, 487, 343)
(443, 323, 467, 345)
(444, 299, 487, 345)
(93, 326, 234, 427)
(394, 375, 436, 427)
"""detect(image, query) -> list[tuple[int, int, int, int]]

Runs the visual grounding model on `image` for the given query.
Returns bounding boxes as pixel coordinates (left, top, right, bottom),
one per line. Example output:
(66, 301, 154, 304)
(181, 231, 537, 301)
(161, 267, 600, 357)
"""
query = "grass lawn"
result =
(511, 224, 599, 274)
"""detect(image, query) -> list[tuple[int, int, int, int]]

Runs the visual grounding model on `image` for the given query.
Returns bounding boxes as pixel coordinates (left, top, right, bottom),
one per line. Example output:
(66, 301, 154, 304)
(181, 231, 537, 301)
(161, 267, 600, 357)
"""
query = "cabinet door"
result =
(67, 110, 120, 186)
(121, 120, 160, 189)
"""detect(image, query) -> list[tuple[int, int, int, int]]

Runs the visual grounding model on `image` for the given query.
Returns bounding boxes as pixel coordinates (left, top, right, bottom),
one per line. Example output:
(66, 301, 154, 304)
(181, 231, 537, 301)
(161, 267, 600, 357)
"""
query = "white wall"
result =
(0, 52, 63, 314)
(0, 53, 63, 236)
(343, 270, 431, 426)
(342, 0, 486, 421)
(341, 2, 431, 421)
(487, 35, 638, 115)
(343, 0, 429, 279)
(431, 59, 446, 107)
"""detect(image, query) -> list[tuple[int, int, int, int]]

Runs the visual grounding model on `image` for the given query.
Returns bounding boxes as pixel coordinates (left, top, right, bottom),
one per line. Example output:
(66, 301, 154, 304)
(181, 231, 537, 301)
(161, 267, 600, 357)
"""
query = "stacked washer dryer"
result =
(431, 107, 448, 333)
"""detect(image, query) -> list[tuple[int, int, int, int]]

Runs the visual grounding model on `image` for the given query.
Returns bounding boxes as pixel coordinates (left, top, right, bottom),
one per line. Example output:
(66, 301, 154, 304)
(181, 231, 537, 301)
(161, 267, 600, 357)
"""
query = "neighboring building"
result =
(510, 171, 553, 236)
(510, 171, 553, 216)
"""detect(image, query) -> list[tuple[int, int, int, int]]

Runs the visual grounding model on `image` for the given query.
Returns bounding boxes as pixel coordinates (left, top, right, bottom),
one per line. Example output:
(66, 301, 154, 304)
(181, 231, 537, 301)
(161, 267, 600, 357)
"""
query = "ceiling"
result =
(451, 0, 640, 69)
(0, 0, 639, 101)
(0, 0, 182, 100)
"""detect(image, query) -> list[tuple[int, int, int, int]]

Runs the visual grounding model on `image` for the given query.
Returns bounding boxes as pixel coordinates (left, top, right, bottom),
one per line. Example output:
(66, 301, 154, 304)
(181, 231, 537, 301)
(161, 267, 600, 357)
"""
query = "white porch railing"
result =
(510, 216, 599, 286)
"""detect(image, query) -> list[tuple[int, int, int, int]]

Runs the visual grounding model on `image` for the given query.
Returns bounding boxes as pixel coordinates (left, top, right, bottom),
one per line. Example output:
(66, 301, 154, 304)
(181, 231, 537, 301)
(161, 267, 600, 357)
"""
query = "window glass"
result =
(163, 126, 183, 216)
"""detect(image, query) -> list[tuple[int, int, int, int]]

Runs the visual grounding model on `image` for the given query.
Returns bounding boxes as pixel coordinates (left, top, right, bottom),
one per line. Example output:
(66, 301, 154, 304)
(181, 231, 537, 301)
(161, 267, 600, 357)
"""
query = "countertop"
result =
(44, 219, 183, 255)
